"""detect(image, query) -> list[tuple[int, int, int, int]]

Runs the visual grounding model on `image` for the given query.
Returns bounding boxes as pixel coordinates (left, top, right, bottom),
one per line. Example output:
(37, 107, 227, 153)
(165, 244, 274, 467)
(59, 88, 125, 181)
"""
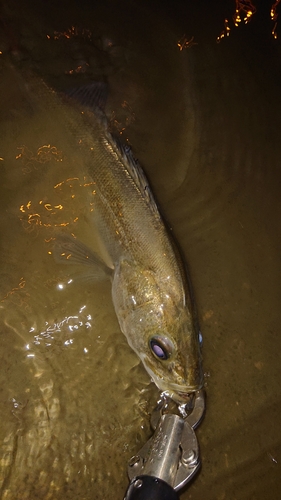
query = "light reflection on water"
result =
(0, 0, 281, 499)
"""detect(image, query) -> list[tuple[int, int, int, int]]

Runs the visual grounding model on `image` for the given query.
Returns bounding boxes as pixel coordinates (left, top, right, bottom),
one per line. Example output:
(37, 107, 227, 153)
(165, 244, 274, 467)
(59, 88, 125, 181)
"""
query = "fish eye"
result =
(149, 335, 174, 361)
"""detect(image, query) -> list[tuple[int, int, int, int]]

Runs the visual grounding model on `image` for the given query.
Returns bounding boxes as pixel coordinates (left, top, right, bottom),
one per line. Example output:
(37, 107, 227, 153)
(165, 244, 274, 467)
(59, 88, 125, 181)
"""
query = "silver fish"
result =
(9, 65, 204, 403)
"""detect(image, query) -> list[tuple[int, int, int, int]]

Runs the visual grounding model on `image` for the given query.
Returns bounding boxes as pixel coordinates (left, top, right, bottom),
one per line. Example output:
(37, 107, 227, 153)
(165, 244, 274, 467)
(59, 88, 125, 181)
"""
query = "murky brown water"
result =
(0, 0, 280, 499)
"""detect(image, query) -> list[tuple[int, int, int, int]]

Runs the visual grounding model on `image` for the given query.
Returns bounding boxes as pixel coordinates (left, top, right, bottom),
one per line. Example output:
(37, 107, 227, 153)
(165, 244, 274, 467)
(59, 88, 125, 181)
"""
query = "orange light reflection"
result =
(217, 1, 280, 41)
(19, 175, 97, 234)
(177, 35, 197, 51)
(47, 26, 93, 42)
(16, 145, 63, 173)
(271, 0, 281, 38)
(233, 0, 256, 26)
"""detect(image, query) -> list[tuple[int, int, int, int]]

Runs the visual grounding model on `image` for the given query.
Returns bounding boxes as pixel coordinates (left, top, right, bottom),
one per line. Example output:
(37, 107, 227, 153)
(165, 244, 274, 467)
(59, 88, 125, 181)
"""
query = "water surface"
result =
(0, 1, 280, 499)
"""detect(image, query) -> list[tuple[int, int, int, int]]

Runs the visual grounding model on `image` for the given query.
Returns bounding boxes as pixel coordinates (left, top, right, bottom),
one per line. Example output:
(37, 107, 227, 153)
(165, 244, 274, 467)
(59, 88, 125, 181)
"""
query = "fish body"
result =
(64, 84, 203, 402)
(7, 64, 203, 402)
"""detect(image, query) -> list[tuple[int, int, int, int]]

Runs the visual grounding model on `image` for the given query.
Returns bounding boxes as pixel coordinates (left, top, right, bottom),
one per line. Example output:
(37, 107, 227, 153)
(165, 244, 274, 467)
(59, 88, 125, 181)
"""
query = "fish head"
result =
(139, 306, 203, 403)
(112, 259, 203, 403)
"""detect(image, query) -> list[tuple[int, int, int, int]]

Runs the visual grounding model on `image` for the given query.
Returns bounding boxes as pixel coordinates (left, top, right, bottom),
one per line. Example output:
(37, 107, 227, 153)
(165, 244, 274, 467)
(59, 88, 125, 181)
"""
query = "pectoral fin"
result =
(53, 235, 112, 282)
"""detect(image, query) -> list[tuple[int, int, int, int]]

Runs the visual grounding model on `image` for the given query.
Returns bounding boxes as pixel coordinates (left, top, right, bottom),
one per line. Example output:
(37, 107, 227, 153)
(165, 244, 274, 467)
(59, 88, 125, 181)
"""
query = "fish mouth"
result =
(142, 360, 202, 403)
(154, 377, 202, 403)
(176, 390, 195, 400)
(157, 377, 201, 393)
(162, 386, 199, 403)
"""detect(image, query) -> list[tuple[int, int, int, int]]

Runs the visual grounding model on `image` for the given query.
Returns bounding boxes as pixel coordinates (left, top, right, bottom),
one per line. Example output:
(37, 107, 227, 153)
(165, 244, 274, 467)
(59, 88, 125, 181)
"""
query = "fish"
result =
(6, 62, 203, 403)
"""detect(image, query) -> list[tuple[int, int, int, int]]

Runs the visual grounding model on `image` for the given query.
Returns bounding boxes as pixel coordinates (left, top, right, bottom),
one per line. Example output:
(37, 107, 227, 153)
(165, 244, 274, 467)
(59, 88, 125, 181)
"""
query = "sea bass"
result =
(9, 64, 203, 403)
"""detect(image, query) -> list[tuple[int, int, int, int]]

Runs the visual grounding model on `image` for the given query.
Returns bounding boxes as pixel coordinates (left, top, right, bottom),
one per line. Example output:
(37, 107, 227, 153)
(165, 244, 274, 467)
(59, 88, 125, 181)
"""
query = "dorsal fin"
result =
(107, 134, 161, 218)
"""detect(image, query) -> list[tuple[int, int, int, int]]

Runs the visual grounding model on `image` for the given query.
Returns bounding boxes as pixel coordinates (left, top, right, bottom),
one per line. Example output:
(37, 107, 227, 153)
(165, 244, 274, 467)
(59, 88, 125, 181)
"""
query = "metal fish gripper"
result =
(125, 389, 205, 499)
